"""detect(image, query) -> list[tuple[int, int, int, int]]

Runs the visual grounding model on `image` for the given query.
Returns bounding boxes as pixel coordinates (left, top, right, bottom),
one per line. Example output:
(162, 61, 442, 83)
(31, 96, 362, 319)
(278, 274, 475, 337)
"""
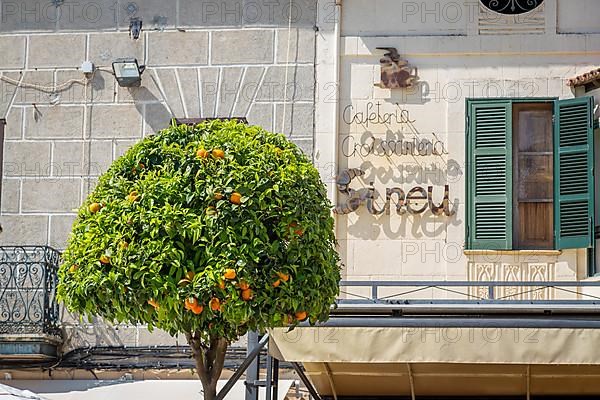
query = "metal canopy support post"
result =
(245, 331, 260, 400)
(406, 363, 416, 400)
(265, 354, 273, 400)
(215, 333, 268, 400)
(291, 362, 322, 400)
(271, 358, 279, 400)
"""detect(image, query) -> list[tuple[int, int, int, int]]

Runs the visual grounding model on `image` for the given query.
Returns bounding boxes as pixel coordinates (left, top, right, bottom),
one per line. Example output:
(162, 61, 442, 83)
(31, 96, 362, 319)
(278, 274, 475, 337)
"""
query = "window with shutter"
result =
(467, 101, 513, 250)
(466, 97, 595, 252)
(554, 97, 595, 249)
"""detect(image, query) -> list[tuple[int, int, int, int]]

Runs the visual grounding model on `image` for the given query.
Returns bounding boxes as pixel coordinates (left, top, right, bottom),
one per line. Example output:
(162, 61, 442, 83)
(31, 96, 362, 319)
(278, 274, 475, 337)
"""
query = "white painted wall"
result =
(326, 0, 600, 289)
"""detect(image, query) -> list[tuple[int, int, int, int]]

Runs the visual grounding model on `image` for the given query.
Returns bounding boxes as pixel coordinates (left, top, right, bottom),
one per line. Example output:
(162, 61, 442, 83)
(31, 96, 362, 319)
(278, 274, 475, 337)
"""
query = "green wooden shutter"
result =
(467, 101, 512, 250)
(554, 97, 595, 249)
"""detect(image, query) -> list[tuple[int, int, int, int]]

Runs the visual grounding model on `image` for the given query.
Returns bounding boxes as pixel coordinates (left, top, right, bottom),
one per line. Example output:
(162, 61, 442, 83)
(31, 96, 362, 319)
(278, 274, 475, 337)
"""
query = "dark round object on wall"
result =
(480, 0, 544, 15)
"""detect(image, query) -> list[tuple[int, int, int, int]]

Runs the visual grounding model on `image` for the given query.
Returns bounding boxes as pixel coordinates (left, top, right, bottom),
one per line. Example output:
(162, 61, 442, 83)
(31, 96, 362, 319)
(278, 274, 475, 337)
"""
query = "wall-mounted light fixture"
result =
(112, 58, 145, 87)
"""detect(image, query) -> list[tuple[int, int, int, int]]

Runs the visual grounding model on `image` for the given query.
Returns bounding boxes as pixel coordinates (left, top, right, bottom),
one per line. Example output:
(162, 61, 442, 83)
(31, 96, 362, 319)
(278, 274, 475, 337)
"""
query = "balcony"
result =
(0, 246, 62, 363)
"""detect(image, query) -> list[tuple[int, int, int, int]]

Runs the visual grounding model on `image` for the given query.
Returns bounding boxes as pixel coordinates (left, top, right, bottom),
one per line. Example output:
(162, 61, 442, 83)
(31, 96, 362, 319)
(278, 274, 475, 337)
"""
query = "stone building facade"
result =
(0, 0, 320, 350)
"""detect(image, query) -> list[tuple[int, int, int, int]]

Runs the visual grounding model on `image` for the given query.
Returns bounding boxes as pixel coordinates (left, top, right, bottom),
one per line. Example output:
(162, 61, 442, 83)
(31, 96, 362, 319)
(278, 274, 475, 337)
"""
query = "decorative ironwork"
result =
(0, 246, 61, 337)
(480, 0, 544, 15)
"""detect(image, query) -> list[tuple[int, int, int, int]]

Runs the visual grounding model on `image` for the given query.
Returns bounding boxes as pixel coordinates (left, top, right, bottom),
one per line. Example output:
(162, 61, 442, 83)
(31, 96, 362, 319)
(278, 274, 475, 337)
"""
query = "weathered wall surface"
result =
(0, 0, 318, 351)
(334, 0, 600, 289)
(0, 0, 317, 249)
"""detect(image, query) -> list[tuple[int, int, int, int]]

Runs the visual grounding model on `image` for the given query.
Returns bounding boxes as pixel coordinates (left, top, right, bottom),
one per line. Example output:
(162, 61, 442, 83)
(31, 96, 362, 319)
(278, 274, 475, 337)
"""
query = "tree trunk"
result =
(186, 332, 228, 400)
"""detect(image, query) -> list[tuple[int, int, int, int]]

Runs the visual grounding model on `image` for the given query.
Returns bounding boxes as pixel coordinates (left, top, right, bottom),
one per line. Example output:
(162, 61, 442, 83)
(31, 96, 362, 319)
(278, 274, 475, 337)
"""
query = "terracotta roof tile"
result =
(567, 67, 600, 87)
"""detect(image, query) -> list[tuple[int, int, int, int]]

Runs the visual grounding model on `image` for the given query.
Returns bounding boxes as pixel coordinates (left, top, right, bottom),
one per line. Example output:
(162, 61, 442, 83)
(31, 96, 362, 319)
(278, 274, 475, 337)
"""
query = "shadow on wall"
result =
(128, 87, 173, 134)
(60, 309, 136, 352)
(344, 207, 461, 241)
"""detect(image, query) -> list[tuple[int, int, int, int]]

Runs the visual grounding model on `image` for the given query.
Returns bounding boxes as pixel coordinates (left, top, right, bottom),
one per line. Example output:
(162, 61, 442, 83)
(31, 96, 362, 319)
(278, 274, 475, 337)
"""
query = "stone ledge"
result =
(0, 334, 62, 362)
(464, 250, 562, 256)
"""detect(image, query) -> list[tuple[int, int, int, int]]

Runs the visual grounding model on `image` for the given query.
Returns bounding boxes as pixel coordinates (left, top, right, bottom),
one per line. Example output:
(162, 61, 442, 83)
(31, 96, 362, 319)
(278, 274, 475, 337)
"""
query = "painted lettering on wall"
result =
(343, 102, 414, 127)
(342, 135, 447, 157)
(334, 168, 456, 217)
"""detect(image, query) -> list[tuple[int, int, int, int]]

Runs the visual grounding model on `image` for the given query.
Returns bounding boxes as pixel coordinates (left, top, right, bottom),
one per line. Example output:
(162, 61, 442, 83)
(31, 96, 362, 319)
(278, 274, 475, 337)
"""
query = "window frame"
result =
(466, 97, 598, 254)
(466, 98, 558, 251)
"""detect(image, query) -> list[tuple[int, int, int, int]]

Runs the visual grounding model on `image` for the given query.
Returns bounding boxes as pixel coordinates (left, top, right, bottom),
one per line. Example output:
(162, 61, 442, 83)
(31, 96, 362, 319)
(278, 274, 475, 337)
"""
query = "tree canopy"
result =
(58, 120, 340, 345)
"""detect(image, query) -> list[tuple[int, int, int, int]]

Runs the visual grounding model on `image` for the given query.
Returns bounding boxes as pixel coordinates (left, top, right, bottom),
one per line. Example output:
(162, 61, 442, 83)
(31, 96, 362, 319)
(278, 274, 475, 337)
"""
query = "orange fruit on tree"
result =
(230, 192, 242, 205)
(69, 264, 79, 273)
(212, 149, 225, 159)
(218, 279, 226, 290)
(272, 279, 281, 288)
(99, 255, 111, 265)
(241, 289, 253, 301)
(148, 299, 160, 310)
(223, 268, 236, 280)
(289, 222, 303, 236)
(89, 202, 102, 214)
(119, 241, 129, 250)
(239, 280, 250, 290)
(191, 304, 204, 315)
(276, 272, 290, 282)
(184, 297, 198, 310)
(209, 297, 221, 311)
(295, 311, 308, 321)
(283, 314, 293, 325)
(213, 192, 223, 200)
(196, 148, 209, 159)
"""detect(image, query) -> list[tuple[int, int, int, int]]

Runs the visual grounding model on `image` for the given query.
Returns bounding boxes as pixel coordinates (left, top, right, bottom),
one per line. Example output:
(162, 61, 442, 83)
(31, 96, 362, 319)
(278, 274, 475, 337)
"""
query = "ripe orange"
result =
(196, 148, 208, 159)
(276, 272, 290, 282)
(295, 311, 308, 321)
(223, 268, 236, 280)
(184, 297, 198, 310)
(212, 149, 225, 159)
(148, 299, 160, 310)
(89, 202, 101, 213)
(218, 279, 226, 290)
(99, 255, 111, 265)
(289, 222, 303, 236)
(69, 264, 79, 273)
(119, 241, 129, 250)
(230, 192, 242, 205)
(209, 298, 221, 311)
(191, 304, 204, 315)
(213, 192, 223, 200)
(272, 279, 281, 288)
(241, 289, 253, 301)
(239, 280, 250, 290)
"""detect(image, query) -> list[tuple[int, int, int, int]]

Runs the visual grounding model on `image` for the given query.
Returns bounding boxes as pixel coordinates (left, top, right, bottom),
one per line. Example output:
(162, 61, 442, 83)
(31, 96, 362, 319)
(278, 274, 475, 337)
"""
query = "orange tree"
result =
(57, 120, 340, 400)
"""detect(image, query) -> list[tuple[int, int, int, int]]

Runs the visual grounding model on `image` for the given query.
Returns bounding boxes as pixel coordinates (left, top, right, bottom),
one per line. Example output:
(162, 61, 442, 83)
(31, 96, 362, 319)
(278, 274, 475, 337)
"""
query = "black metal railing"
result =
(0, 246, 61, 337)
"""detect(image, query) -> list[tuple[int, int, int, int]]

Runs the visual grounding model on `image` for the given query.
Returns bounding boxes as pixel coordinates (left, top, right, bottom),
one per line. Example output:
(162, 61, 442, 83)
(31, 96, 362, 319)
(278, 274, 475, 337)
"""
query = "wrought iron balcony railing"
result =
(0, 246, 61, 337)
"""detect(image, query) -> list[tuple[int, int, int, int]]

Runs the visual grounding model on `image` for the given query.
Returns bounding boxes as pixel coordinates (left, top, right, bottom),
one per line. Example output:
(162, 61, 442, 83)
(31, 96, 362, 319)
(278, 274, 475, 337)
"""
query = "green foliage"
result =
(58, 120, 341, 342)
